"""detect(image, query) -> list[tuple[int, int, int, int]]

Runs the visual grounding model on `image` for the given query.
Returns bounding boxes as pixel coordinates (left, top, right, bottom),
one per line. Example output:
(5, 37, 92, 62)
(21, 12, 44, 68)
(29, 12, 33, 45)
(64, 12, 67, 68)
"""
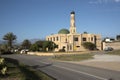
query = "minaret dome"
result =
(71, 11, 75, 14)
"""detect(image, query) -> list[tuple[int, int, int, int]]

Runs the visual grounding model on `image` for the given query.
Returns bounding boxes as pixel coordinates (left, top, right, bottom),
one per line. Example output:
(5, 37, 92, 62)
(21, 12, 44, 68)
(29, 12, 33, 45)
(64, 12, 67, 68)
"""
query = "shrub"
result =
(30, 44, 39, 52)
(0, 57, 7, 75)
(59, 49, 65, 52)
(82, 42, 96, 50)
(59, 46, 65, 52)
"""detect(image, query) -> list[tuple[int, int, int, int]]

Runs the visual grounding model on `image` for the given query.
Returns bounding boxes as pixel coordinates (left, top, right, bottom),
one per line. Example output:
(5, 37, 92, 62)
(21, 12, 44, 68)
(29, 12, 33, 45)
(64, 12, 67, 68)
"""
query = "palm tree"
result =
(21, 39, 31, 49)
(3, 32, 16, 50)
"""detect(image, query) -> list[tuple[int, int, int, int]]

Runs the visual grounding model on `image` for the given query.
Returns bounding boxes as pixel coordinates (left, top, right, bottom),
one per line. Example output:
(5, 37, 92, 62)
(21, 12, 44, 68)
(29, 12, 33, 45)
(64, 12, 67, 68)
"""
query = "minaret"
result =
(70, 11, 76, 34)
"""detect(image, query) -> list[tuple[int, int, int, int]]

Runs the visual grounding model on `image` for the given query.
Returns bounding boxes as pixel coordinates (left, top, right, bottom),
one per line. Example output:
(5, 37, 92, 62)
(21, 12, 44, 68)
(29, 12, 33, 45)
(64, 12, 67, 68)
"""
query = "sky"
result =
(0, 0, 120, 42)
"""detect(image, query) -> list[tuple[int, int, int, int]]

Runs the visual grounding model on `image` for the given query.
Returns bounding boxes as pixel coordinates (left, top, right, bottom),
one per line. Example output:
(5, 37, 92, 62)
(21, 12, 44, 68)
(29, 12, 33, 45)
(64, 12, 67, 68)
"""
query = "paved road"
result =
(2, 54, 120, 80)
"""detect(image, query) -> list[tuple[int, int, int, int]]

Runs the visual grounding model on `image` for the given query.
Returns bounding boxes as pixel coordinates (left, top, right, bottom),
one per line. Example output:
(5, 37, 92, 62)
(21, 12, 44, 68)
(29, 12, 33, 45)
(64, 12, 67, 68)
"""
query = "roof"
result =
(58, 28, 70, 34)
(71, 11, 75, 14)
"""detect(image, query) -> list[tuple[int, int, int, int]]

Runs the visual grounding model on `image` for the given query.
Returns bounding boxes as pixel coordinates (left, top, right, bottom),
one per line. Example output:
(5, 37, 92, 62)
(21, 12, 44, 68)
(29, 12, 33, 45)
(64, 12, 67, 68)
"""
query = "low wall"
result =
(103, 42, 120, 50)
(27, 52, 54, 56)
(27, 51, 98, 56)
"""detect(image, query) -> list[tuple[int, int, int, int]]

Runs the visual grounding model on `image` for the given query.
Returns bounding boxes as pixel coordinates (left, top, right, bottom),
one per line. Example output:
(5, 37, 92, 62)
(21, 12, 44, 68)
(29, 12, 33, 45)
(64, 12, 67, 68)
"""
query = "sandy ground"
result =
(72, 54, 120, 71)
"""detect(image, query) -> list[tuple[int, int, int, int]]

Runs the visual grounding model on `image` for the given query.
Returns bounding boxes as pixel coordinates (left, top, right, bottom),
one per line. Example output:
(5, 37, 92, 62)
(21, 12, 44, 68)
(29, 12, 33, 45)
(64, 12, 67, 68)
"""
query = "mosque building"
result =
(46, 11, 101, 51)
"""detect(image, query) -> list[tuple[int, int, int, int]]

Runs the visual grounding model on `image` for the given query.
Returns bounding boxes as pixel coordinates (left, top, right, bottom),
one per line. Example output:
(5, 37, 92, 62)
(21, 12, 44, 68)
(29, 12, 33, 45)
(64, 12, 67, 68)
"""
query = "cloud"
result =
(89, 0, 120, 4)
(89, 0, 99, 4)
(114, 0, 120, 2)
(89, 0, 107, 4)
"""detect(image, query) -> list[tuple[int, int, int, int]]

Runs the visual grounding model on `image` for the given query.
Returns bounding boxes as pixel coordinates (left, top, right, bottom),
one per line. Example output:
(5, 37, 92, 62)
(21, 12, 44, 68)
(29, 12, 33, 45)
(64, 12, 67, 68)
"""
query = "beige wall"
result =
(103, 42, 120, 50)
(46, 33, 102, 51)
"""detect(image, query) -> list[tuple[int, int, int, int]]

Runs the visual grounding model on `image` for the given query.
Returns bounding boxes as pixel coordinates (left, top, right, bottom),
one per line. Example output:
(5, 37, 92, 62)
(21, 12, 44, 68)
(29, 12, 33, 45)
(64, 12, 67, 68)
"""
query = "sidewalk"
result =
(72, 54, 120, 71)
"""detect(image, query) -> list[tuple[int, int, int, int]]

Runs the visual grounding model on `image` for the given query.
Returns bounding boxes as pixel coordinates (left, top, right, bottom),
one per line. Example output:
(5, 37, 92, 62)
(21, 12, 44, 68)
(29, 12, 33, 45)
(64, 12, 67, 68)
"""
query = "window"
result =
(83, 38, 86, 41)
(53, 37, 55, 41)
(70, 45, 72, 50)
(50, 38, 52, 41)
(91, 37, 93, 41)
(74, 37, 78, 41)
(65, 38, 67, 42)
(56, 37, 59, 41)
(67, 45, 69, 50)
(76, 46, 80, 47)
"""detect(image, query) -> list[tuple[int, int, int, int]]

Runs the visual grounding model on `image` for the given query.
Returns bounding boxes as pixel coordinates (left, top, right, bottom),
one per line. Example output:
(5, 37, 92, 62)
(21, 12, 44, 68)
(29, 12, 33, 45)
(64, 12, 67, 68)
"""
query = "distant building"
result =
(102, 36, 120, 50)
(46, 11, 102, 51)
(116, 35, 120, 41)
(103, 42, 120, 50)
(104, 37, 115, 43)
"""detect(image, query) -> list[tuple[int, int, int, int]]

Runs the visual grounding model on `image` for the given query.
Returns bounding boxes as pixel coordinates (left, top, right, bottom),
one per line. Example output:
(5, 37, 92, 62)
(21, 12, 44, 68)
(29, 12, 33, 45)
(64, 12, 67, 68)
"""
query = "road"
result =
(2, 54, 120, 80)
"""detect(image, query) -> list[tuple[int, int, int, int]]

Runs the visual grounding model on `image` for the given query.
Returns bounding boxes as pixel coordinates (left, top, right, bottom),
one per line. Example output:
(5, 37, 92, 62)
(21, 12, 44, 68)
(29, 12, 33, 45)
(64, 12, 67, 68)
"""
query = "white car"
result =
(20, 49, 29, 54)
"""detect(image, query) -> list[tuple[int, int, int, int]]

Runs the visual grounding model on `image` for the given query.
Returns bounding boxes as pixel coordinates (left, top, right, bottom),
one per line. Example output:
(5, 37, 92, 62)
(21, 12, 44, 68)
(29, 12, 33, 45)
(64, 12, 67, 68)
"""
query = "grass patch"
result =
(53, 53, 94, 61)
(0, 58, 56, 80)
(106, 50, 120, 55)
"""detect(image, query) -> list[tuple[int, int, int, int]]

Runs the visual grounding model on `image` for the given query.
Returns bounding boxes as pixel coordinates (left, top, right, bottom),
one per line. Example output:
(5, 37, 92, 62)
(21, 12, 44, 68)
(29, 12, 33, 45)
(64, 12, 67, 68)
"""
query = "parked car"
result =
(20, 49, 29, 54)
(104, 47, 113, 51)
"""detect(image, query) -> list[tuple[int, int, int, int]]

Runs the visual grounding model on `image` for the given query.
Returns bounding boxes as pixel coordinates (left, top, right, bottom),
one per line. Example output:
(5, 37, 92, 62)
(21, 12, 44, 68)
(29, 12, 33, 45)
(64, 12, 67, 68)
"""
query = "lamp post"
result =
(53, 43, 55, 58)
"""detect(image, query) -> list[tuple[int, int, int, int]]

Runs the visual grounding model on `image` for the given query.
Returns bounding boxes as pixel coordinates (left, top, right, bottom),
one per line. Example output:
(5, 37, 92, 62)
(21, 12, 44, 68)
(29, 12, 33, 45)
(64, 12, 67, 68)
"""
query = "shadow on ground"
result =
(2, 57, 56, 80)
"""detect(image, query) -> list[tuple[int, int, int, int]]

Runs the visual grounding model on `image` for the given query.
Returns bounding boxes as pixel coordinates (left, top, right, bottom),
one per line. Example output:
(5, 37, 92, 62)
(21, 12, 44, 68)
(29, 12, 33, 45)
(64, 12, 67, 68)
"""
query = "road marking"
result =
(39, 61, 108, 80)
(53, 65, 107, 80)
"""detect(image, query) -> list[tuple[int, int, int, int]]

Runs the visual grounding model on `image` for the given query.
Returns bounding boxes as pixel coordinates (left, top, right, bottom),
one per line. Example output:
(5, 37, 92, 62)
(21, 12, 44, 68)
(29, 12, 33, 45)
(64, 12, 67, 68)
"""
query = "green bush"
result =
(82, 42, 96, 50)
(59, 46, 65, 52)
(30, 41, 58, 52)
(0, 57, 7, 75)
(30, 44, 39, 52)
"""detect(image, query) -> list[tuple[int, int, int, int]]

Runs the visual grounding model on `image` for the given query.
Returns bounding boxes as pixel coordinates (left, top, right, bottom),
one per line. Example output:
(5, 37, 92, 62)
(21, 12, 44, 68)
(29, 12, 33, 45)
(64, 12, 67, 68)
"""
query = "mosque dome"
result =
(58, 28, 70, 34)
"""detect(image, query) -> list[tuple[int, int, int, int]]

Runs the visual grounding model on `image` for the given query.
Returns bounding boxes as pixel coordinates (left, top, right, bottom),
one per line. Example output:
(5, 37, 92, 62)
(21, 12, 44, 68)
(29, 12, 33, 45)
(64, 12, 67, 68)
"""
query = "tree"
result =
(21, 39, 31, 49)
(35, 40, 44, 48)
(0, 44, 9, 54)
(3, 32, 16, 50)
(82, 42, 96, 50)
(30, 40, 58, 52)
(30, 43, 39, 52)
(30, 40, 44, 52)
(43, 41, 58, 51)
